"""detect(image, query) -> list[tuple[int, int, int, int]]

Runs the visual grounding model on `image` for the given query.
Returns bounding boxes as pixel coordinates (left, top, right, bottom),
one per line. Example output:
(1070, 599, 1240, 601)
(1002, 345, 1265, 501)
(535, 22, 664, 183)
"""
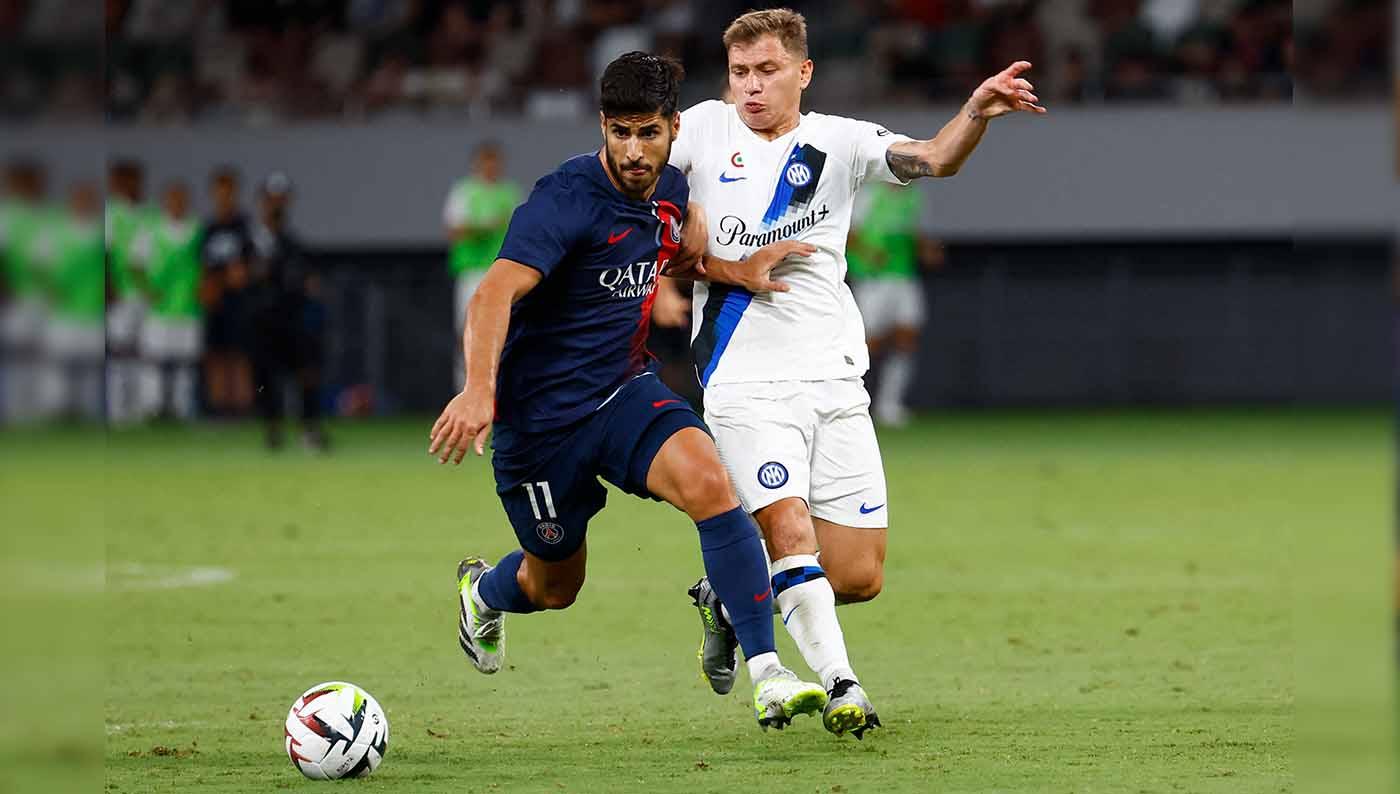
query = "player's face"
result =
(727, 35, 812, 134)
(599, 111, 679, 199)
(477, 150, 503, 182)
(164, 185, 189, 219)
(68, 182, 98, 220)
(211, 176, 238, 214)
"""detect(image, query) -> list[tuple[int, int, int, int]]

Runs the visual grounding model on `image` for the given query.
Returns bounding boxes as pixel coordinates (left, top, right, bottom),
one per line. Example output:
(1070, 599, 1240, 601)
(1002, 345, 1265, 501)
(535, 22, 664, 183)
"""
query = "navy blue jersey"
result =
(494, 153, 687, 434)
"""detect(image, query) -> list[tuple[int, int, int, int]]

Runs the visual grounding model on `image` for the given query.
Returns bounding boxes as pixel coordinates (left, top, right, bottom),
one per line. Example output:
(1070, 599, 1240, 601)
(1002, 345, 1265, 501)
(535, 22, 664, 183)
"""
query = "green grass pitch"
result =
(14, 409, 1387, 790)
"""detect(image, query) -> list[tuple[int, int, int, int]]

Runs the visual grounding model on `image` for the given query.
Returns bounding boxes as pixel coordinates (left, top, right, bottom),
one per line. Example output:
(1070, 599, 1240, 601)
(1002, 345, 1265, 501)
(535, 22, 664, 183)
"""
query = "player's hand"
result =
(429, 389, 493, 464)
(651, 277, 690, 328)
(968, 61, 1046, 119)
(739, 240, 816, 293)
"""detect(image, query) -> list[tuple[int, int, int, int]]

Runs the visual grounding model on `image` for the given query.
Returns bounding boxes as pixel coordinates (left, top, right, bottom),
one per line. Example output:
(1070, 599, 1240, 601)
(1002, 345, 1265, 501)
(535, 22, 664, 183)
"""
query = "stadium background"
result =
(0, 0, 1394, 791)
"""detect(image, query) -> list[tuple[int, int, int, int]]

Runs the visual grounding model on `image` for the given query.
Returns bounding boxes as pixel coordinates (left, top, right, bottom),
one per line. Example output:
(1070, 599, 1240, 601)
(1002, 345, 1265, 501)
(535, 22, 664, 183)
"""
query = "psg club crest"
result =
(536, 522, 564, 544)
(652, 199, 683, 273)
(757, 461, 789, 490)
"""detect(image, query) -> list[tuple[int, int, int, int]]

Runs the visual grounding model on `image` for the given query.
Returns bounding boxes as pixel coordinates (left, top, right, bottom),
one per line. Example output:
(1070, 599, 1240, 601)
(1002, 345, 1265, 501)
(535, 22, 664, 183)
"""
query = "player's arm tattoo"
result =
(885, 141, 937, 181)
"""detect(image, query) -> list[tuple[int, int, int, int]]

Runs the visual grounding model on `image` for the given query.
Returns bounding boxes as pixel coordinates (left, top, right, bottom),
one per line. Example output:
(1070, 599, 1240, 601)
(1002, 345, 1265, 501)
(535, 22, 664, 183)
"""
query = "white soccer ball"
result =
(284, 681, 389, 780)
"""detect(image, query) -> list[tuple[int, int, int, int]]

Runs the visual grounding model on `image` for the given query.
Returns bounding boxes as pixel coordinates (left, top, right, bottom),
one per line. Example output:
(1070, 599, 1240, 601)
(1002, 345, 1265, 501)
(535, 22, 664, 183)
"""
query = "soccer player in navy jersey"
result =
(428, 52, 825, 730)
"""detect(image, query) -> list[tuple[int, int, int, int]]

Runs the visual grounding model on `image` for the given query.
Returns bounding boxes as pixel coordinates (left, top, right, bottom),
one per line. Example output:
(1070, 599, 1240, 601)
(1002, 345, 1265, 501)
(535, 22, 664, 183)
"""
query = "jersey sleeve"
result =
(442, 182, 470, 227)
(846, 117, 916, 189)
(496, 175, 584, 277)
(669, 100, 722, 175)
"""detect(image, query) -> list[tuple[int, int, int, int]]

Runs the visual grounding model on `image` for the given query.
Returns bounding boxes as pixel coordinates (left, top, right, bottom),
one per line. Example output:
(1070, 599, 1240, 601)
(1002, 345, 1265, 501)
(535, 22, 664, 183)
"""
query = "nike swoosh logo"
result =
(652, 399, 681, 408)
(859, 503, 885, 514)
(718, 172, 746, 183)
(781, 607, 797, 625)
(752, 589, 770, 602)
(607, 227, 632, 244)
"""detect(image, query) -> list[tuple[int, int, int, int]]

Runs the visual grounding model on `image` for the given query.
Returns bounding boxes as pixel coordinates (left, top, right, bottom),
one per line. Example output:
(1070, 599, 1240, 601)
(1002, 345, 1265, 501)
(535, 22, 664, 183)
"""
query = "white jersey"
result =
(669, 100, 914, 387)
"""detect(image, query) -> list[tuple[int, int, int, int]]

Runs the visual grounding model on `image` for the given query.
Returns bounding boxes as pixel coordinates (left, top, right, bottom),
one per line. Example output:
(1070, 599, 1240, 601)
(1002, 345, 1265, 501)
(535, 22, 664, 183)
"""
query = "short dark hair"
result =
(599, 51, 685, 118)
(210, 165, 239, 185)
(110, 158, 143, 177)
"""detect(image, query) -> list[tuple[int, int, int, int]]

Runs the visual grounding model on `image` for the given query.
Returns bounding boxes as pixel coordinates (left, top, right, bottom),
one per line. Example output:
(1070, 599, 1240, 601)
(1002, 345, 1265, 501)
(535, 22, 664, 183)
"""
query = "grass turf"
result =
(47, 409, 1384, 790)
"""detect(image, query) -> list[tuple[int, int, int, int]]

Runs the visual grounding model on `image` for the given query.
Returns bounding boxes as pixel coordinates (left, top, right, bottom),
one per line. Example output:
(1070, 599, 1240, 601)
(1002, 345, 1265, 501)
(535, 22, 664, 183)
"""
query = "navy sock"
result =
(696, 506, 777, 659)
(475, 550, 541, 614)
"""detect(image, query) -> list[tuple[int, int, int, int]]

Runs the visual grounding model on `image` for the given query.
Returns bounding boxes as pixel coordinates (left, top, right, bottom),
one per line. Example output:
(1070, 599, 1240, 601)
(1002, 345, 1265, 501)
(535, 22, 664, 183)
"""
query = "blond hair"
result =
(722, 8, 808, 59)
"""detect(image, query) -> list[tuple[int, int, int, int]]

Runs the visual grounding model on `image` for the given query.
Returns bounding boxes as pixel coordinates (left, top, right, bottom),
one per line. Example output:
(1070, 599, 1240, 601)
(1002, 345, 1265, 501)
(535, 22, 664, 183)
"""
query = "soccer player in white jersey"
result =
(667, 8, 1045, 737)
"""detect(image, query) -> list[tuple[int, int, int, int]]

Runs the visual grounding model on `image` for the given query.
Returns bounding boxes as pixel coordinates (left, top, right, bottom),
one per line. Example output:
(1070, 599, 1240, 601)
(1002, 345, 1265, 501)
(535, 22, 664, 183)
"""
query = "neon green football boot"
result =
(457, 557, 504, 674)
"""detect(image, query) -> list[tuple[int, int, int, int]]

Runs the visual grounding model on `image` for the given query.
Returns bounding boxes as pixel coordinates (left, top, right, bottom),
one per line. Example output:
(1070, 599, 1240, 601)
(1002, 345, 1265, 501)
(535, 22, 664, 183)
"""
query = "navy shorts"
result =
(491, 374, 708, 561)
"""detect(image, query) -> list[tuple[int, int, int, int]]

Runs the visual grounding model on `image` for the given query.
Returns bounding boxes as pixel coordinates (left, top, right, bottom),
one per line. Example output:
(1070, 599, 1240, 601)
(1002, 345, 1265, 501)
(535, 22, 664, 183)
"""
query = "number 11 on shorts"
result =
(523, 481, 557, 520)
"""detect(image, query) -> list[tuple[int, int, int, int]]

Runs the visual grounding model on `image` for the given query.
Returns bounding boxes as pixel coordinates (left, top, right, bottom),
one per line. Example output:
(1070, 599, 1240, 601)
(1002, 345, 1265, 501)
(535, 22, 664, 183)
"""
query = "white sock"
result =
(468, 578, 500, 618)
(172, 364, 197, 420)
(745, 651, 780, 681)
(878, 351, 914, 417)
(771, 554, 856, 691)
(137, 361, 163, 419)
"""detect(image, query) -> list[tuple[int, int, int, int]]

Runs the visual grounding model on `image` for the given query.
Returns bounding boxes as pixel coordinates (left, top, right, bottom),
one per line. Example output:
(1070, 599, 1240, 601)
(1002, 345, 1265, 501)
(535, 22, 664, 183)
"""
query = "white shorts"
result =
(43, 317, 104, 361)
(454, 270, 489, 389)
(454, 270, 490, 331)
(106, 297, 147, 350)
(854, 278, 924, 338)
(704, 377, 889, 529)
(140, 316, 202, 362)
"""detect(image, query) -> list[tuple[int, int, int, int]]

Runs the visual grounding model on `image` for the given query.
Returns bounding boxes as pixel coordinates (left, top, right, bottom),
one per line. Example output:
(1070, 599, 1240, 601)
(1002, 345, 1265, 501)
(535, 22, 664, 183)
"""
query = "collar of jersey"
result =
(733, 106, 807, 147)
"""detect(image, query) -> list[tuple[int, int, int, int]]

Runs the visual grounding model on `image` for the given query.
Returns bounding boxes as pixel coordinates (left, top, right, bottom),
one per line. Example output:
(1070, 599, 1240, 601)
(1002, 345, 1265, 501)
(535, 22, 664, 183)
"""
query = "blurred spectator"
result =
(122, 0, 223, 42)
(37, 181, 104, 420)
(247, 173, 329, 451)
(43, 70, 103, 120)
(105, 158, 154, 425)
(129, 181, 204, 421)
(26, 0, 100, 40)
(46, 0, 1371, 122)
(200, 166, 255, 419)
(442, 141, 521, 391)
(0, 160, 48, 423)
(139, 70, 196, 123)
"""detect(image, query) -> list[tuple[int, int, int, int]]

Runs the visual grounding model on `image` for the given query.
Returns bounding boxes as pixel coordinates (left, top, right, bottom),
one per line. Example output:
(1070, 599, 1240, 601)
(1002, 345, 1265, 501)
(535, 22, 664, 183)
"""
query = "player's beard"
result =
(605, 142, 672, 199)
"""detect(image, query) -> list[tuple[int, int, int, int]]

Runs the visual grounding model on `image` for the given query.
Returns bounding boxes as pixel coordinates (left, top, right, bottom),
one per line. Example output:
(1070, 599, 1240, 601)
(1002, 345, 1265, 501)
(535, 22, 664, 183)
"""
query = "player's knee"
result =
(678, 464, 734, 518)
(532, 581, 582, 610)
(829, 563, 883, 603)
(521, 567, 585, 610)
(758, 500, 818, 557)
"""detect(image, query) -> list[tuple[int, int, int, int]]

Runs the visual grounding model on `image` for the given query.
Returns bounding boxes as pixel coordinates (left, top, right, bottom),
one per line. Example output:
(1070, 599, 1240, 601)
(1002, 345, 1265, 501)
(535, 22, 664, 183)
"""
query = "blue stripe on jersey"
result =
(761, 144, 803, 228)
(699, 288, 755, 386)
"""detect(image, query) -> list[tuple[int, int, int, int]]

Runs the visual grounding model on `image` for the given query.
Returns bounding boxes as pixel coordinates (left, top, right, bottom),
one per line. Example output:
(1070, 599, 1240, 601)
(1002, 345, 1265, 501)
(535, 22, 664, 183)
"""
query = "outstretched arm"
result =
(429, 258, 542, 463)
(885, 60, 1046, 181)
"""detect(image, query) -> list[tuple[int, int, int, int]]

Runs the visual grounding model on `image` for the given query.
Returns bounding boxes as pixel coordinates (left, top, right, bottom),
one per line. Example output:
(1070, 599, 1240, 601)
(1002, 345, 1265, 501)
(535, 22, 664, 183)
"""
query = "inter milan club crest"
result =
(785, 162, 813, 188)
(757, 461, 789, 489)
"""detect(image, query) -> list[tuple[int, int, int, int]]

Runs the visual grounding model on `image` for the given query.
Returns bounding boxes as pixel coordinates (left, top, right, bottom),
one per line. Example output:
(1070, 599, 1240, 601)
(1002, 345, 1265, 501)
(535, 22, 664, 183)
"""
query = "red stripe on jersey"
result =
(628, 199, 684, 372)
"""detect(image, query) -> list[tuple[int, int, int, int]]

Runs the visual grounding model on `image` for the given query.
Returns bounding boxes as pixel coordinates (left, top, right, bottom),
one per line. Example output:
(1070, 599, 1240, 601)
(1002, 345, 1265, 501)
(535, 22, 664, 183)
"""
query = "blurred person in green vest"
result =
(36, 180, 105, 420)
(442, 141, 520, 390)
(105, 158, 157, 424)
(847, 182, 934, 427)
(0, 160, 51, 424)
(128, 181, 203, 421)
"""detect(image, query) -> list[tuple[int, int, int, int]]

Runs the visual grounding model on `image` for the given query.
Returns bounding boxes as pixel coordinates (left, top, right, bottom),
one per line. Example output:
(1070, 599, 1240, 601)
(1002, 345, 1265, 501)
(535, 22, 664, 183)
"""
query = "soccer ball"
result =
(284, 681, 389, 779)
